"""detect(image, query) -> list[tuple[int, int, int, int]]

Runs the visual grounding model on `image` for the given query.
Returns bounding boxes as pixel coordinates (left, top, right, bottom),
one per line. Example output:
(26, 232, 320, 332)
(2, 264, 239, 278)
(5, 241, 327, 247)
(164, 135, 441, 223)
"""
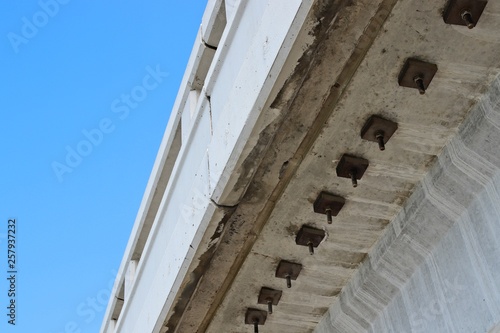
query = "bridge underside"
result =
(171, 1, 500, 332)
(101, 1, 500, 332)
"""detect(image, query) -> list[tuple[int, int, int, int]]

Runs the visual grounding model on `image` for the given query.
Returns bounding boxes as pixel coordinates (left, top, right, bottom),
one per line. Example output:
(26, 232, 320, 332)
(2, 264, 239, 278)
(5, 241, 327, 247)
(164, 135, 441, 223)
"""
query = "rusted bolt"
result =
(413, 76, 426, 94)
(253, 319, 259, 333)
(336, 155, 369, 188)
(276, 260, 301, 288)
(307, 241, 314, 255)
(443, 0, 487, 28)
(258, 287, 282, 314)
(461, 10, 475, 29)
(314, 192, 344, 224)
(443, 0, 488, 29)
(361, 116, 397, 151)
(267, 299, 273, 314)
(325, 208, 332, 224)
(349, 169, 358, 187)
(375, 130, 385, 150)
(245, 308, 266, 332)
(296, 226, 325, 255)
(399, 59, 437, 94)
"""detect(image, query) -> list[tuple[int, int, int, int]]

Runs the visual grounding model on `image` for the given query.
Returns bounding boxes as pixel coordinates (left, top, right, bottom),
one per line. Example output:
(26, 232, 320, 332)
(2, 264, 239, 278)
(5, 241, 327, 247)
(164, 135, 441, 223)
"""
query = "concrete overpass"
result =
(101, 0, 500, 332)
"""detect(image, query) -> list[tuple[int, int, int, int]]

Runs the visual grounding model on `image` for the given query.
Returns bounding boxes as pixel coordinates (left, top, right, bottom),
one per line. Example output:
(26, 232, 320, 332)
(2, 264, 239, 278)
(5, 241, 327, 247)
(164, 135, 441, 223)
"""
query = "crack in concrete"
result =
(210, 198, 238, 209)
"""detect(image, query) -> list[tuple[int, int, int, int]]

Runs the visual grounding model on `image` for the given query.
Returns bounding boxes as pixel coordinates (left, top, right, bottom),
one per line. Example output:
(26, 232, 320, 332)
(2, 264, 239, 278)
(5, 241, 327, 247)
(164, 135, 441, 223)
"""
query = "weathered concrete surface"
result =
(102, 0, 500, 331)
(181, 0, 397, 332)
(203, 0, 500, 332)
(315, 74, 500, 333)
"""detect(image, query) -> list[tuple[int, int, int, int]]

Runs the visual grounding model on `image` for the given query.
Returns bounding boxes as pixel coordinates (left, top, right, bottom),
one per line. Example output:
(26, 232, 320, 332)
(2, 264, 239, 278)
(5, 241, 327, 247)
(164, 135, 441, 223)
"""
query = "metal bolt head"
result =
(325, 208, 333, 224)
(361, 115, 398, 151)
(398, 58, 437, 95)
(267, 300, 273, 314)
(313, 192, 345, 224)
(349, 170, 358, 187)
(276, 260, 302, 288)
(375, 131, 385, 150)
(296, 225, 325, 254)
(461, 10, 475, 28)
(413, 76, 426, 95)
(258, 287, 282, 314)
(336, 154, 369, 187)
(245, 308, 267, 329)
(307, 241, 314, 255)
(443, 0, 487, 29)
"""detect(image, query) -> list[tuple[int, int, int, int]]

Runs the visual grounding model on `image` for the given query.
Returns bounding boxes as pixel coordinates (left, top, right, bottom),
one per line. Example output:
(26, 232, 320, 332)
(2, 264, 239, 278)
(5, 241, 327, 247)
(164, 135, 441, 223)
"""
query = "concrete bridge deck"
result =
(101, 1, 500, 332)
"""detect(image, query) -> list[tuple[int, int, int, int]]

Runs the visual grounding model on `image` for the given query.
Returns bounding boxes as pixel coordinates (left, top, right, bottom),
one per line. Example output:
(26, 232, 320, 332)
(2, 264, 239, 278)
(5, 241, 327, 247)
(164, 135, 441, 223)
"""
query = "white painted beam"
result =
(101, 1, 314, 332)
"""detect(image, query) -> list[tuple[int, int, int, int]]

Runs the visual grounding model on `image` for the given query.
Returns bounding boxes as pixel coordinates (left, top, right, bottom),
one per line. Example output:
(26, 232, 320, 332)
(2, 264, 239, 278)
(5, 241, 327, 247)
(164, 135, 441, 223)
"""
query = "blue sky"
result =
(0, 1, 206, 332)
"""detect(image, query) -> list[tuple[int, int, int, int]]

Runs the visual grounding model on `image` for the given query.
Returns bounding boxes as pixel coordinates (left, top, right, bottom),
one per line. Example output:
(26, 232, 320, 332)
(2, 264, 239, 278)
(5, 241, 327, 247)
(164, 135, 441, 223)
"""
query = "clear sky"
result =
(1, 1, 206, 332)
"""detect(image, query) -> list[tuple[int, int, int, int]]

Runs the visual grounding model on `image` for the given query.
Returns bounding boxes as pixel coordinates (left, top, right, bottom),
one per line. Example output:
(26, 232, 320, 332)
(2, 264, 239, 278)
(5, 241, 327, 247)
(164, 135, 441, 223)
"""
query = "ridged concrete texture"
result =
(315, 76, 500, 333)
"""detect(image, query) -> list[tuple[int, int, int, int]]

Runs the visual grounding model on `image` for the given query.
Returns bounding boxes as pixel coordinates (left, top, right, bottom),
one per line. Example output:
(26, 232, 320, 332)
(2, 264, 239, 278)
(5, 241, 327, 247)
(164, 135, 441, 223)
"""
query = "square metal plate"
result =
(275, 260, 302, 280)
(398, 58, 437, 92)
(336, 154, 369, 180)
(258, 287, 282, 306)
(245, 308, 267, 325)
(443, 0, 487, 27)
(360, 115, 398, 144)
(295, 225, 325, 247)
(313, 191, 345, 216)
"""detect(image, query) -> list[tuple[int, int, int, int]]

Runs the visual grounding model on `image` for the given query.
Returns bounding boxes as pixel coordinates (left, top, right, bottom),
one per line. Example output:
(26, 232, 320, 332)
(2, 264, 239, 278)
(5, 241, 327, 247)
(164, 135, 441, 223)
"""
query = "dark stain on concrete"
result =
(313, 306, 332, 315)
(270, 0, 346, 110)
(285, 223, 301, 236)
(164, 208, 235, 332)
(231, 121, 280, 198)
